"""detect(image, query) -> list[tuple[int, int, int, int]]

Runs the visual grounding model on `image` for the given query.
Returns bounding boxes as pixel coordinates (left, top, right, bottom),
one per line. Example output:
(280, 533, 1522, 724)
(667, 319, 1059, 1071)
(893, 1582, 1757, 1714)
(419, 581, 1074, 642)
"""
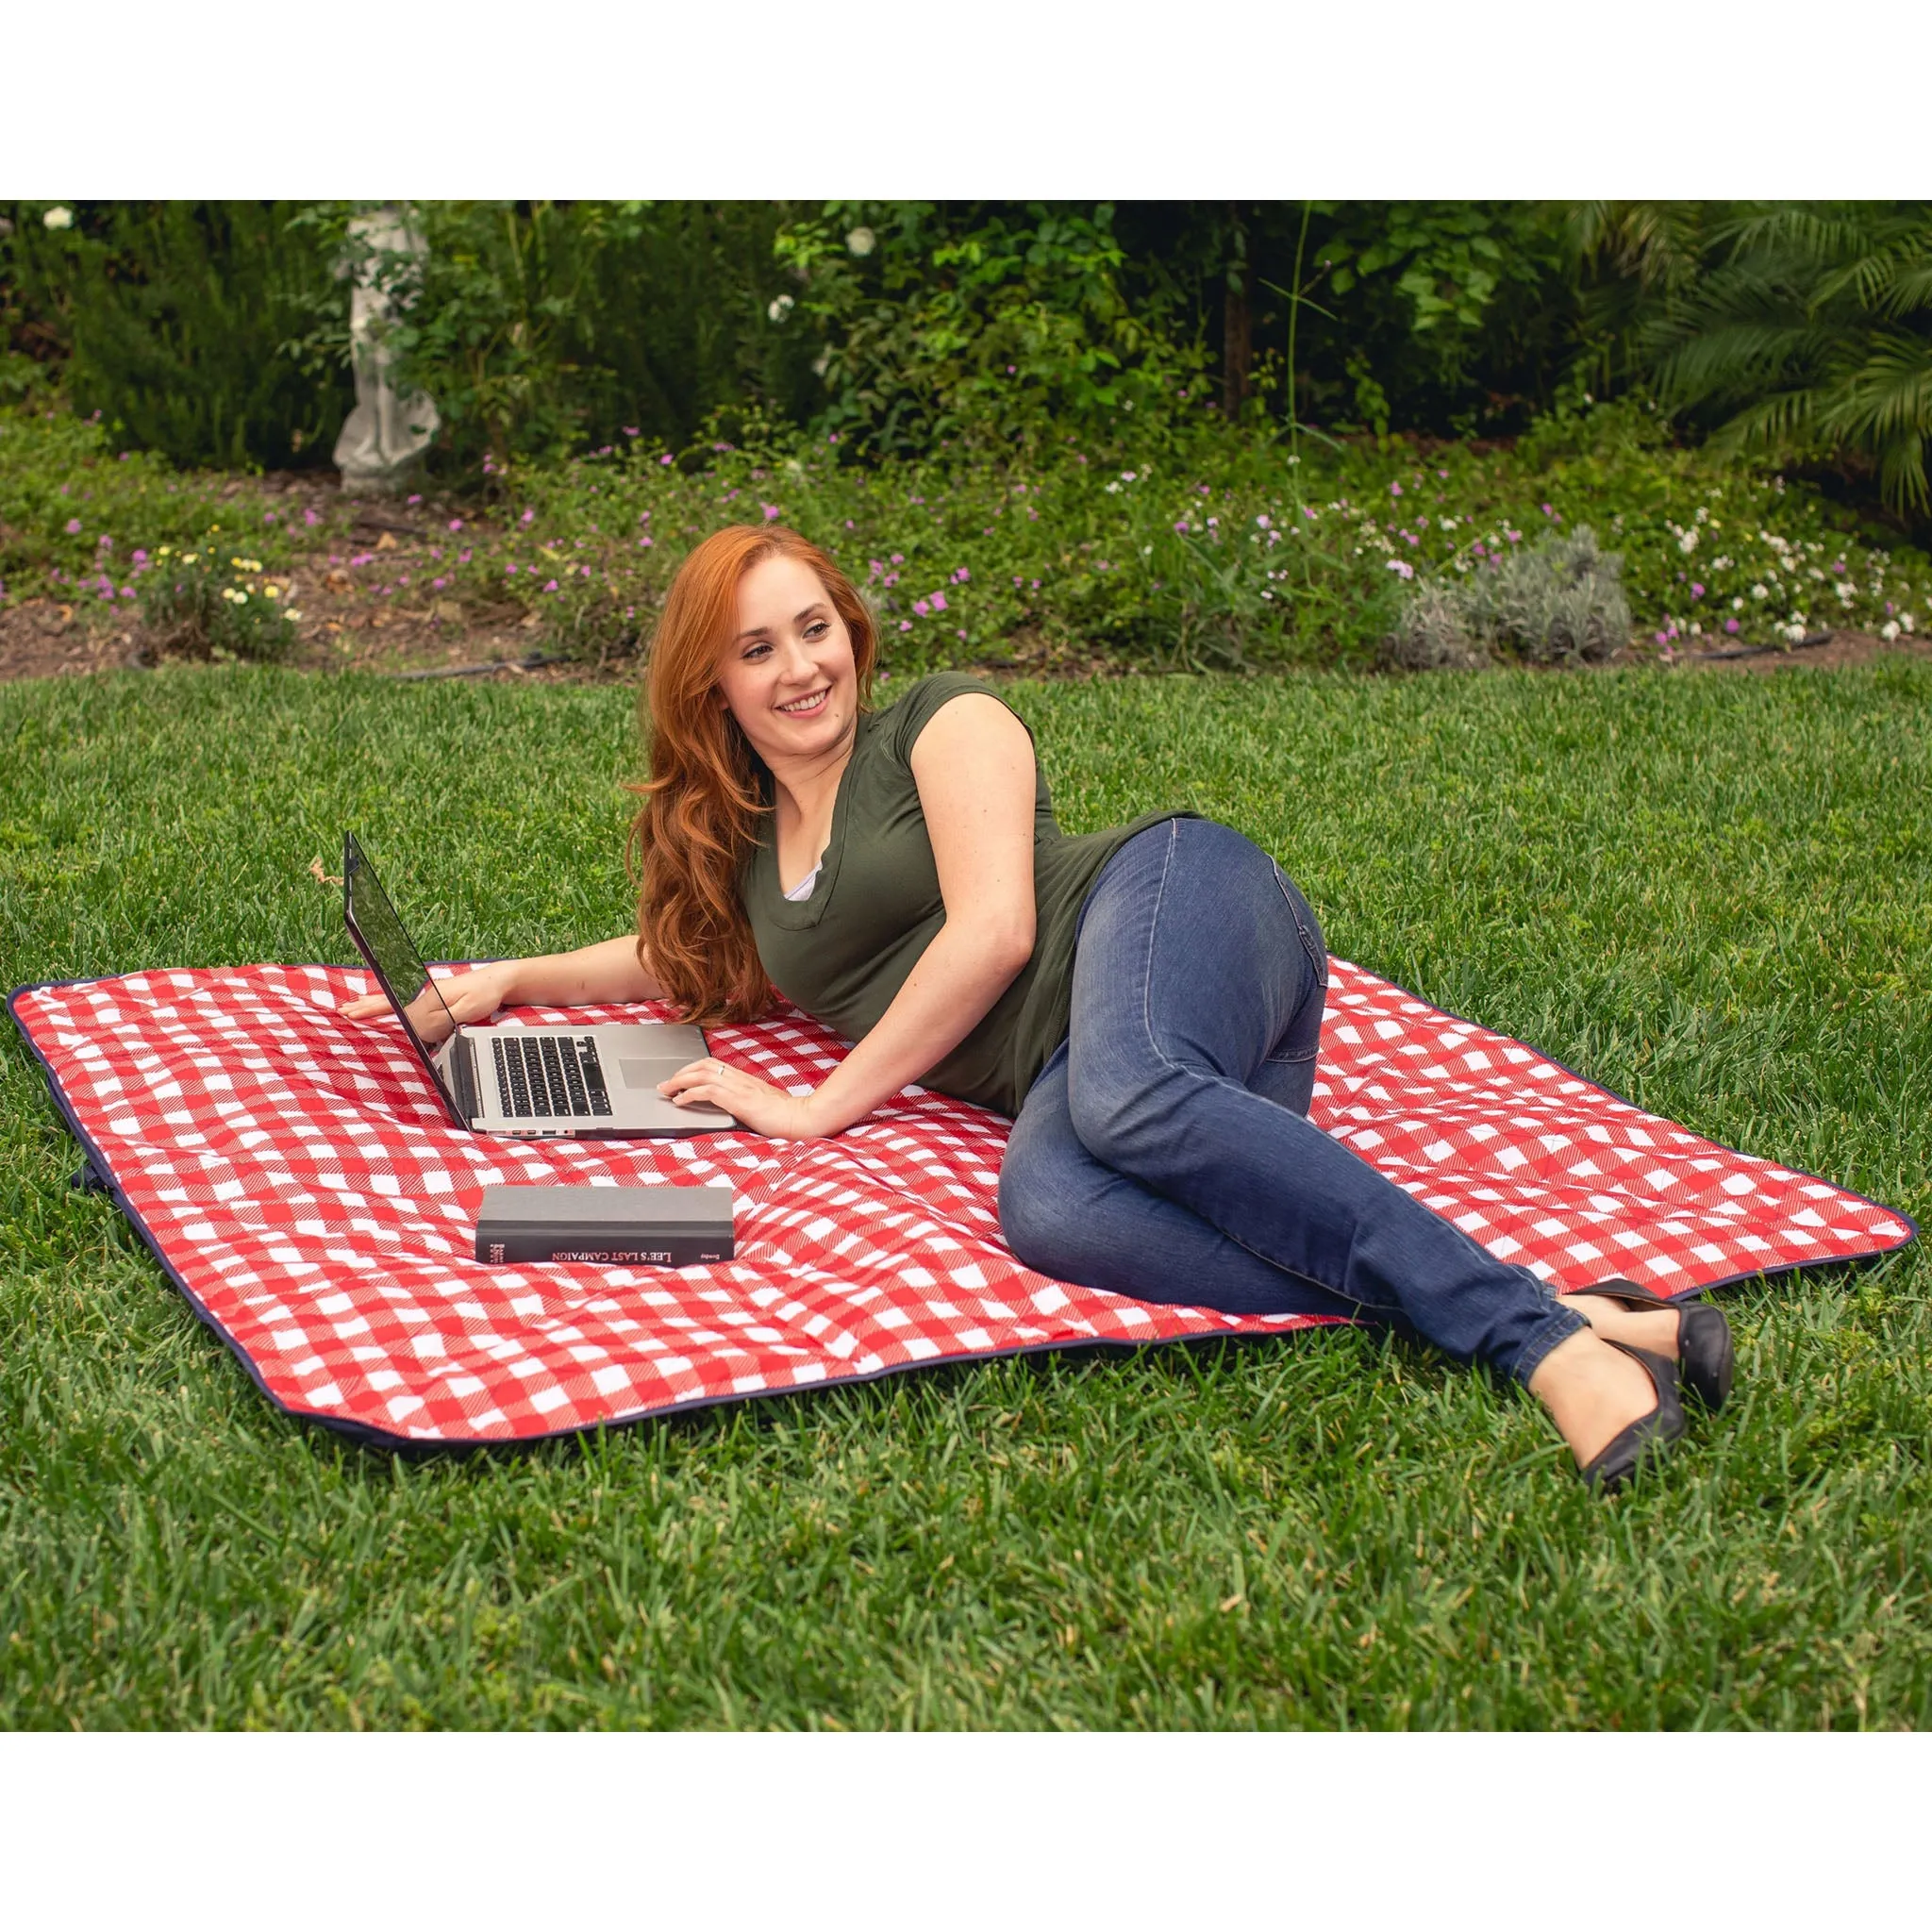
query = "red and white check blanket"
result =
(10, 962, 1913, 1446)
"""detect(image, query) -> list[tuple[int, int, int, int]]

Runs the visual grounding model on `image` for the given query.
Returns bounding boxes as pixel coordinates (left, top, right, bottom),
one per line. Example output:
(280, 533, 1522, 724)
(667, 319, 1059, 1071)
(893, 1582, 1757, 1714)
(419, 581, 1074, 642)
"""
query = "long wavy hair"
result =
(627, 525, 877, 1023)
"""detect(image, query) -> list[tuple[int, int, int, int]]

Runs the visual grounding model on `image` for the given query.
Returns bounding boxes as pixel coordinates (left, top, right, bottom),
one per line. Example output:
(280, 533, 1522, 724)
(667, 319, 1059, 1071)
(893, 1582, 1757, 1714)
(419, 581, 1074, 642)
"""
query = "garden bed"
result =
(6, 400, 1929, 687)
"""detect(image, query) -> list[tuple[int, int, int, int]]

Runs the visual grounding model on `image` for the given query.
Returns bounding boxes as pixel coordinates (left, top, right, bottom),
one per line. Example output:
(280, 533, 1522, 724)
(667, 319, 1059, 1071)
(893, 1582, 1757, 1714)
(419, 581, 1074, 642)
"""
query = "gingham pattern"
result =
(11, 961, 1912, 1446)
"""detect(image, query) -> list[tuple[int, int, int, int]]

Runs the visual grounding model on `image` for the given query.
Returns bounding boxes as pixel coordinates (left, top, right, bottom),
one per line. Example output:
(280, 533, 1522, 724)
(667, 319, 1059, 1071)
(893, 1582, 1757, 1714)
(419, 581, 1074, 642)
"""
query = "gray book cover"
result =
(475, 1184, 735, 1266)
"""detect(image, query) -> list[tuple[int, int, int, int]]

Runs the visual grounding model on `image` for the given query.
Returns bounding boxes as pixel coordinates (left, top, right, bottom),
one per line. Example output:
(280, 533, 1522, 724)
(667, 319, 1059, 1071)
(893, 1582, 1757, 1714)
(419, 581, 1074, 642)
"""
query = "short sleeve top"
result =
(739, 673, 1191, 1117)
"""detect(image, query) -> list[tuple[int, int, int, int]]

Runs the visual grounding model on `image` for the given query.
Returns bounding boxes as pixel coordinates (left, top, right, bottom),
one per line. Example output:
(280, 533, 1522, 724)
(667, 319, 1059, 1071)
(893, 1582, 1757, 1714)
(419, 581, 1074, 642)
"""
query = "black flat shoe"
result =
(1577, 1341, 1686, 1493)
(1563, 1276, 1735, 1413)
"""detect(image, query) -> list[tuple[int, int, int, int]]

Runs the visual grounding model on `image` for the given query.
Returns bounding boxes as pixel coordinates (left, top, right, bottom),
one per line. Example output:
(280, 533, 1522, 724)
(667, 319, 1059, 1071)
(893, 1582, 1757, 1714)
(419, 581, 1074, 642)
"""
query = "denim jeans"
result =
(998, 817, 1586, 1387)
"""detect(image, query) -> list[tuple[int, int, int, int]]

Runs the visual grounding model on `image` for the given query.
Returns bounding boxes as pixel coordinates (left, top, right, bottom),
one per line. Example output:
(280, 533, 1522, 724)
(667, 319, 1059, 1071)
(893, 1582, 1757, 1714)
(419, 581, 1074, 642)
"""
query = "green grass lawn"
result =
(3, 658, 1927, 1729)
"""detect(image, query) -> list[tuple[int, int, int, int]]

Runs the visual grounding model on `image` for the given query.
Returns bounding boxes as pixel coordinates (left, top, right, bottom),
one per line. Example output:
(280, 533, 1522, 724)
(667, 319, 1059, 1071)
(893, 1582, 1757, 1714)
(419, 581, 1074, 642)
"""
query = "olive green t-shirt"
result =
(741, 673, 1190, 1119)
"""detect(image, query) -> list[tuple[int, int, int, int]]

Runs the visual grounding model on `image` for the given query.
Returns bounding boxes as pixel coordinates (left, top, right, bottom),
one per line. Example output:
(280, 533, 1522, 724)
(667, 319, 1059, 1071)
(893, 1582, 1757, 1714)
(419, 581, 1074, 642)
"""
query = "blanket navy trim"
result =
(8, 965, 1917, 1453)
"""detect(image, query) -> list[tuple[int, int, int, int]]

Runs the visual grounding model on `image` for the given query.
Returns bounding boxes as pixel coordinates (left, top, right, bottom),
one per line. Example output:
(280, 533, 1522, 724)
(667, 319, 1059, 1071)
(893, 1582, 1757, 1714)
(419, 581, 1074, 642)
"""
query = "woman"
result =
(348, 525, 1732, 1490)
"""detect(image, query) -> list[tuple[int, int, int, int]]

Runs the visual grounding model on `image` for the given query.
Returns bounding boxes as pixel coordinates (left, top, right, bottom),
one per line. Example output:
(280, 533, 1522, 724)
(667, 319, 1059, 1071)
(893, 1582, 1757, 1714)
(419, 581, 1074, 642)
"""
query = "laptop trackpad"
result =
(618, 1059, 688, 1090)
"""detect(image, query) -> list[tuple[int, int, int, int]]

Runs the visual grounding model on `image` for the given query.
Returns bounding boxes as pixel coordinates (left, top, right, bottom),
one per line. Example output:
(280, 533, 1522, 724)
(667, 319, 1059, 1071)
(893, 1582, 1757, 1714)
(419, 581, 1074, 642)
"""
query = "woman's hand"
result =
(340, 959, 523, 1029)
(658, 1058, 821, 1141)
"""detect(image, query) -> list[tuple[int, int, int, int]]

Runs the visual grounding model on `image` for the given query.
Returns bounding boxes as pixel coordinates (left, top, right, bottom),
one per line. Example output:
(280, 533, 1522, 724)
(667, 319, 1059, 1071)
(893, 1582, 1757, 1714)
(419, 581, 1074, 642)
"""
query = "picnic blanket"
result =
(10, 961, 1914, 1447)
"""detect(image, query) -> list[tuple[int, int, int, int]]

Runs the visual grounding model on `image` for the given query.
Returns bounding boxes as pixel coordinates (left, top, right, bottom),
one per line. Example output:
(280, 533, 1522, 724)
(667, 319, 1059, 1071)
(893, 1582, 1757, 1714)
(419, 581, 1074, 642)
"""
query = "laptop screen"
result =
(342, 832, 458, 1055)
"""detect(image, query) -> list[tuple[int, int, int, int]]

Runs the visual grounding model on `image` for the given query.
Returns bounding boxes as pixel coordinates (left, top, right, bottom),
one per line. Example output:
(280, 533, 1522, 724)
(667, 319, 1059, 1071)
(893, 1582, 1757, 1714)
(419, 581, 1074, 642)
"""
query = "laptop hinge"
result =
(447, 1029, 481, 1123)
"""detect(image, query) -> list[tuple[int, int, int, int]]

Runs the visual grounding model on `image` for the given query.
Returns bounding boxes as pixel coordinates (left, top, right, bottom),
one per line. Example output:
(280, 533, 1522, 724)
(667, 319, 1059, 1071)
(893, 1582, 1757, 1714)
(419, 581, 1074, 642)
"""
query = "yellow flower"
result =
(263, 585, 279, 598)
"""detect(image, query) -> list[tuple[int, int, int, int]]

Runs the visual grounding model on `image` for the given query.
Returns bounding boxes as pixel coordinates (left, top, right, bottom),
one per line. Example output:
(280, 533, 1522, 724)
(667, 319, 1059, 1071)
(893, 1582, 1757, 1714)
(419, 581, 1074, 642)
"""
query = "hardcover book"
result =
(474, 1184, 735, 1267)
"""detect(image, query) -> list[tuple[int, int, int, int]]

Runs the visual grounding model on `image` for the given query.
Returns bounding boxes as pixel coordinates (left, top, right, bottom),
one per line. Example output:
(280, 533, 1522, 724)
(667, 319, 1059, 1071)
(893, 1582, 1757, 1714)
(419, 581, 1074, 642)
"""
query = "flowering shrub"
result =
(135, 543, 302, 660)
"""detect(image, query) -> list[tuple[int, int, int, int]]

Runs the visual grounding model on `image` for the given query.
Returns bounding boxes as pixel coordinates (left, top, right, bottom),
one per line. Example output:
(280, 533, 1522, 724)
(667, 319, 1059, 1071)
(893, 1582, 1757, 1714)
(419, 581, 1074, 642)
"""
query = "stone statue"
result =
(333, 207, 440, 496)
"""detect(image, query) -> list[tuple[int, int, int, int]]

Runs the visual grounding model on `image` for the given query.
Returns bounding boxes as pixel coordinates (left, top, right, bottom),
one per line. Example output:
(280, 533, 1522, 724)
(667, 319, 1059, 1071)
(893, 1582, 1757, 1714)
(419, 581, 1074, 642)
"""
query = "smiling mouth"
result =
(776, 687, 830, 716)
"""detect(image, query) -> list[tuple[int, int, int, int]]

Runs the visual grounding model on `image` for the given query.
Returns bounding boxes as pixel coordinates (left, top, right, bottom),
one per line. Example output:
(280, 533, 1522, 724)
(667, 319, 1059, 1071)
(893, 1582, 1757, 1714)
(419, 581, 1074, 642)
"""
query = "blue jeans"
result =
(998, 818, 1586, 1387)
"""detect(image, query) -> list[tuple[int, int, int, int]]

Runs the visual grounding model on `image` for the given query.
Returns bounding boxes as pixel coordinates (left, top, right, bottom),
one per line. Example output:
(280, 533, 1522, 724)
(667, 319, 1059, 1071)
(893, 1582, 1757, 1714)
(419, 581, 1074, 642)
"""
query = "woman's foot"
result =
(1558, 1280, 1735, 1411)
(1557, 1290, 1680, 1359)
(1528, 1327, 1676, 1474)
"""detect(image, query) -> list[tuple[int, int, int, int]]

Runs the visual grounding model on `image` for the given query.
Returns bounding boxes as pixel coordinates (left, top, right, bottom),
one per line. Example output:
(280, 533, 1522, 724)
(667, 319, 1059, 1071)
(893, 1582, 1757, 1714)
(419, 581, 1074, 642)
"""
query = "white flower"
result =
(285, 608, 303, 622)
(845, 226, 875, 258)
(42, 206, 73, 230)
(1881, 621, 1901, 641)
(1712, 556, 1732, 571)
(810, 351, 829, 378)
(1678, 528, 1699, 554)
(1905, 612, 1918, 633)
(1784, 621, 1807, 642)
(1751, 583, 1769, 600)
(1733, 596, 1745, 610)
(766, 293, 794, 323)
(1836, 581, 1857, 605)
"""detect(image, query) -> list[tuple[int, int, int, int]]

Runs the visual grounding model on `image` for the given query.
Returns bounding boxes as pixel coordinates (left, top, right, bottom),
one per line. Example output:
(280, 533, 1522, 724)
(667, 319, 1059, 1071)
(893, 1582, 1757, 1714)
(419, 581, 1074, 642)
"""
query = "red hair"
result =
(627, 525, 876, 1023)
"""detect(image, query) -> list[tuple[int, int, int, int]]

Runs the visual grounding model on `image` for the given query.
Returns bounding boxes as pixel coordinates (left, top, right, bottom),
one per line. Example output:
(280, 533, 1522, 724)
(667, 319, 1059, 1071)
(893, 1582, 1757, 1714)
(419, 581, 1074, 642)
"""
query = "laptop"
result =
(341, 831, 737, 1140)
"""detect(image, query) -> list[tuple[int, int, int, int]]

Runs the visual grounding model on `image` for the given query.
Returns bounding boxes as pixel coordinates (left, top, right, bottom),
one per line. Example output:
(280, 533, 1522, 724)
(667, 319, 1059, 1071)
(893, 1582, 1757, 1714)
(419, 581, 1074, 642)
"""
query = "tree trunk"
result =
(1223, 202, 1252, 417)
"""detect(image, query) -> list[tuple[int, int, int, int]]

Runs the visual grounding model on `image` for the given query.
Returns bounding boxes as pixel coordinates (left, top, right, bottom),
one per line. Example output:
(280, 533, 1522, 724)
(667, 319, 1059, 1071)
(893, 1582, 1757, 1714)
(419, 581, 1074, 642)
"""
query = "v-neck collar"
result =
(757, 712, 868, 932)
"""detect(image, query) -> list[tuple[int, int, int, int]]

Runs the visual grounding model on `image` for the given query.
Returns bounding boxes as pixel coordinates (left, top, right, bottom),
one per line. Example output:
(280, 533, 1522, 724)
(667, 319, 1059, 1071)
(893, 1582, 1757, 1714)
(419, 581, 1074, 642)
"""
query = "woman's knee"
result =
(1067, 1056, 1205, 1174)
(998, 1157, 1087, 1279)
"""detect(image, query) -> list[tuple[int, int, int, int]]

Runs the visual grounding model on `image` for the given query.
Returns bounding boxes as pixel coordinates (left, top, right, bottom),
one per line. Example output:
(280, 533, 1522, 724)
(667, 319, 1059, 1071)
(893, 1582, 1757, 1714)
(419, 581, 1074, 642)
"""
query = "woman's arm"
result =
(660, 692, 1040, 1137)
(340, 933, 663, 1026)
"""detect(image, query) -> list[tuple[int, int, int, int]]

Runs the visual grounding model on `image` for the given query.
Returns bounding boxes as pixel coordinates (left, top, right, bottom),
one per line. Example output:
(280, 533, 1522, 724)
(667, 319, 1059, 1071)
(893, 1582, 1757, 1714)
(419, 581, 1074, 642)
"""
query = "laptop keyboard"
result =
(491, 1032, 613, 1119)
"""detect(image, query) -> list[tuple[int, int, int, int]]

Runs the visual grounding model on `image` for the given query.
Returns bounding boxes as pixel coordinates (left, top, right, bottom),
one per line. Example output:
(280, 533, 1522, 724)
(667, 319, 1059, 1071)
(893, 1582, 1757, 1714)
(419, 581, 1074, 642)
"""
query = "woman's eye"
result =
(806, 621, 829, 640)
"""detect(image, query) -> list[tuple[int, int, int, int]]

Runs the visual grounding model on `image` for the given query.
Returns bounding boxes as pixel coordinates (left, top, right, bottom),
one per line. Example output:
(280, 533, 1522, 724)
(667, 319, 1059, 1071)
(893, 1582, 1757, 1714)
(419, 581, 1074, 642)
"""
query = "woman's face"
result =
(714, 552, 859, 771)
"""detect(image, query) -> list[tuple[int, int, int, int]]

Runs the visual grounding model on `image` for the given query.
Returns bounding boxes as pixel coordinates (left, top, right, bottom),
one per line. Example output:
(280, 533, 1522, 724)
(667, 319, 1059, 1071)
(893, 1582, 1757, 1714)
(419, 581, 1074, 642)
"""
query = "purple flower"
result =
(98, 535, 112, 551)
(544, 579, 559, 592)
(930, 591, 948, 612)
(1390, 482, 1403, 498)
(1724, 618, 1740, 633)
(638, 536, 655, 549)
(913, 598, 931, 617)
(506, 563, 519, 575)
(762, 504, 780, 522)
(432, 576, 447, 590)
(64, 518, 82, 535)
(448, 518, 463, 533)
(899, 619, 913, 632)
(1690, 583, 1705, 600)
(407, 493, 423, 506)
(1386, 559, 1415, 580)
(623, 426, 640, 437)
(520, 508, 535, 525)
(459, 549, 472, 563)
(952, 566, 970, 583)
(660, 454, 675, 466)
(132, 549, 147, 564)
(305, 508, 321, 527)
(891, 553, 904, 564)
